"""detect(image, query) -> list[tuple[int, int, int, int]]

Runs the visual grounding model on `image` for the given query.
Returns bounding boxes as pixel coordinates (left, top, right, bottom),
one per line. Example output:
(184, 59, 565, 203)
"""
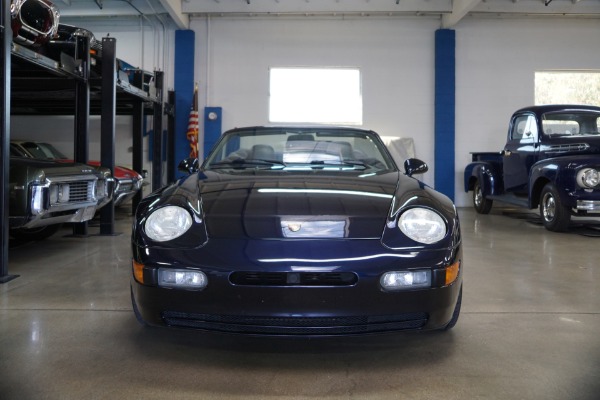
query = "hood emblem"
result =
(287, 223, 302, 232)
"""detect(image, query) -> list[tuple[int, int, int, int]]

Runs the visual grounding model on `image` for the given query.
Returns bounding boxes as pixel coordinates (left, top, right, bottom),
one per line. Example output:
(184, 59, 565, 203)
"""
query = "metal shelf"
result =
(1, 15, 168, 280)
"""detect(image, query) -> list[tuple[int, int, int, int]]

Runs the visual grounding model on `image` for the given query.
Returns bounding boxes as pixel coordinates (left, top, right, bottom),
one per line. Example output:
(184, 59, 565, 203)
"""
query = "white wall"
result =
(192, 16, 439, 187)
(455, 18, 600, 207)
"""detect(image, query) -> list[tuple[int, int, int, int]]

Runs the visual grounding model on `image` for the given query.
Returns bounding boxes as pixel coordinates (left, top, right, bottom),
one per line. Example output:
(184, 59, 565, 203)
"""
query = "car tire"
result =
(444, 285, 462, 331)
(9, 224, 62, 241)
(539, 183, 570, 232)
(130, 286, 149, 326)
(473, 181, 493, 214)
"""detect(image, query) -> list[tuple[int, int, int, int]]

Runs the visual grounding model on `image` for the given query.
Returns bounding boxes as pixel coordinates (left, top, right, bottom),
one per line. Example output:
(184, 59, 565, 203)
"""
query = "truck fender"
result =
(529, 160, 564, 209)
(464, 162, 497, 196)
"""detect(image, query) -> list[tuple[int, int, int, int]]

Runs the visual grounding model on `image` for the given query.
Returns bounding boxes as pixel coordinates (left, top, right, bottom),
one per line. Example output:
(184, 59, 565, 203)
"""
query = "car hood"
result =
(10, 157, 99, 181)
(198, 171, 400, 239)
(59, 160, 142, 180)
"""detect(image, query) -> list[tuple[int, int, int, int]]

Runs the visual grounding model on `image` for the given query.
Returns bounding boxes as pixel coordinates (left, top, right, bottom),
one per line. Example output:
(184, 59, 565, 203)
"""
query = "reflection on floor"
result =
(1, 207, 599, 400)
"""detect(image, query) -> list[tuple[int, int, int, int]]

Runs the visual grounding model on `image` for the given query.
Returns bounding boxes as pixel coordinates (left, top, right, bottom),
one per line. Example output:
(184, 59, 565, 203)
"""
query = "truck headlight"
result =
(577, 168, 599, 189)
(144, 206, 192, 242)
(398, 207, 447, 244)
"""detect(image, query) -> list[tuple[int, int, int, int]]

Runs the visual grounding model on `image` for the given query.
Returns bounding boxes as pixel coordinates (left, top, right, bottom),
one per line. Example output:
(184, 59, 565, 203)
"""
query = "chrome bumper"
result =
(576, 200, 600, 212)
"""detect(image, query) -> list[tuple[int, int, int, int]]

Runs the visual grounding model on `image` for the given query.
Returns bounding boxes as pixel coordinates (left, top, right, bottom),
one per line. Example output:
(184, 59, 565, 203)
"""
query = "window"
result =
(269, 67, 362, 125)
(535, 71, 600, 106)
(511, 114, 537, 142)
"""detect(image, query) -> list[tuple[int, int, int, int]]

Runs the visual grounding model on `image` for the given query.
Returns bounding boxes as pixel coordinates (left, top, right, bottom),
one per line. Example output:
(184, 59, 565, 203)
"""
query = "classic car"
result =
(10, 0, 60, 47)
(38, 23, 155, 91)
(9, 147, 113, 240)
(131, 126, 463, 335)
(11, 140, 144, 207)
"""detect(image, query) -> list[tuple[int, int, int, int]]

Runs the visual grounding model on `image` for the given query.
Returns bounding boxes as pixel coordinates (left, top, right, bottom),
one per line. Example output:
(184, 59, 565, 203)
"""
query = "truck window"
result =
(542, 120, 579, 136)
(510, 115, 537, 143)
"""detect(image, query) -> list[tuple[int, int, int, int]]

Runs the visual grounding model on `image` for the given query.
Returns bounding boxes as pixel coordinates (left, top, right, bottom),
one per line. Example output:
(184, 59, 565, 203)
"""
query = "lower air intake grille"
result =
(161, 311, 428, 335)
(229, 271, 358, 286)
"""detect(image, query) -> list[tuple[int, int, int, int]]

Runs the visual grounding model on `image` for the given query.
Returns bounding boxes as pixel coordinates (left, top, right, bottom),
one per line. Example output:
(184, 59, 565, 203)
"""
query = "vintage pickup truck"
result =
(464, 104, 600, 231)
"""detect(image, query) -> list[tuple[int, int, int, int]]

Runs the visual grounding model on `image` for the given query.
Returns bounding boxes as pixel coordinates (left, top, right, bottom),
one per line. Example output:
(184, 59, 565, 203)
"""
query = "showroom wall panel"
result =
(455, 18, 600, 207)
(191, 16, 440, 187)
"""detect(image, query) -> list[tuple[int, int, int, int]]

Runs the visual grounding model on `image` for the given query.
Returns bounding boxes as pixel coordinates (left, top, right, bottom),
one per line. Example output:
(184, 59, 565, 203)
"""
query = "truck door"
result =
(503, 113, 539, 193)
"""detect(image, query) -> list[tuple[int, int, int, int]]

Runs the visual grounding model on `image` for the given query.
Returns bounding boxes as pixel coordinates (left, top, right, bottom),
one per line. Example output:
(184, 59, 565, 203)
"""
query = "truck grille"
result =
(67, 181, 95, 202)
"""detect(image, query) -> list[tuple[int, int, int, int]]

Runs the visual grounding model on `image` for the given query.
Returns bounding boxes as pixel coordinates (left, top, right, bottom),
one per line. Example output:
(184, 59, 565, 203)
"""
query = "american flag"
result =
(186, 84, 199, 158)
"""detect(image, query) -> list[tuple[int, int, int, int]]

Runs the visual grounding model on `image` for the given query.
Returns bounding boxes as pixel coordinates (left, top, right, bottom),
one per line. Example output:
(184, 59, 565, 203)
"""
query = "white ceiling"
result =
(54, 0, 600, 29)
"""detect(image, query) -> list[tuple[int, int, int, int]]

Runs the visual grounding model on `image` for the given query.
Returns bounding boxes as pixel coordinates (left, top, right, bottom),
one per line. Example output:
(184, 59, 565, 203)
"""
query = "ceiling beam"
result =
(441, 0, 481, 28)
(181, 0, 453, 14)
(159, 0, 189, 29)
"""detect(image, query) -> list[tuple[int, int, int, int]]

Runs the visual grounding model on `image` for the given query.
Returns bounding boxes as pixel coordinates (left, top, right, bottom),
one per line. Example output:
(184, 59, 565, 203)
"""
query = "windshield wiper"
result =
(306, 160, 368, 170)
(209, 158, 286, 169)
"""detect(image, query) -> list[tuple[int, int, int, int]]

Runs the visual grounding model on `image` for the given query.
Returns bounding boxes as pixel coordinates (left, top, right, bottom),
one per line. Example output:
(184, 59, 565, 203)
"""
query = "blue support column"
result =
(174, 30, 195, 179)
(434, 29, 456, 201)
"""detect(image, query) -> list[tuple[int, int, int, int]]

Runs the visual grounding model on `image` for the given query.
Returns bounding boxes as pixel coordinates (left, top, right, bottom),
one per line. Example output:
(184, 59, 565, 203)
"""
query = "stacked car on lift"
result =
(7, 0, 146, 240)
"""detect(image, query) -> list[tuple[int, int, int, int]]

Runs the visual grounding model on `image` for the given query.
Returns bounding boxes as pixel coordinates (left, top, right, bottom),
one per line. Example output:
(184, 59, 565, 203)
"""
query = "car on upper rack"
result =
(11, 140, 144, 207)
(10, 0, 60, 48)
(130, 126, 463, 336)
(9, 145, 113, 241)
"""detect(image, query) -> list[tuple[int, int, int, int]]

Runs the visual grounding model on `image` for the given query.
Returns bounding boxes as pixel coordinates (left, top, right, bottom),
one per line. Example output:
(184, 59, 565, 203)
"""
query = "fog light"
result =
(158, 269, 207, 290)
(381, 270, 431, 291)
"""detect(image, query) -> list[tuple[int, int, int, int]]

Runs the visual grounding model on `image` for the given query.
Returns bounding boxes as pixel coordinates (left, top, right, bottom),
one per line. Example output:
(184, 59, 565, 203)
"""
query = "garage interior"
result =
(1, 1, 600, 399)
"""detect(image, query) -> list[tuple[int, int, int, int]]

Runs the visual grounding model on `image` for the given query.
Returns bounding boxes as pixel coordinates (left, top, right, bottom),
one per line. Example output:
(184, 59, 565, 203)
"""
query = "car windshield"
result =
(203, 127, 397, 173)
(21, 142, 68, 159)
(541, 111, 600, 137)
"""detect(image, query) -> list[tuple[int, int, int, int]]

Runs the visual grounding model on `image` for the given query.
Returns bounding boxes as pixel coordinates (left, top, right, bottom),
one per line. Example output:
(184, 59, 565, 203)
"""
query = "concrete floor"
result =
(1, 207, 599, 400)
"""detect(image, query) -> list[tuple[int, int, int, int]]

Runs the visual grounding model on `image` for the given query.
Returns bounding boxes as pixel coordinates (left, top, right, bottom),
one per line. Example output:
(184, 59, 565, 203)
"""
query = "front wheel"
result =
(473, 181, 493, 214)
(539, 183, 570, 232)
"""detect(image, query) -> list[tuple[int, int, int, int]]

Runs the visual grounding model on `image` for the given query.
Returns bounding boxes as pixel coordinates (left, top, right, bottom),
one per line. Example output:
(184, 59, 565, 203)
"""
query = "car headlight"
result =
(398, 207, 446, 244)
(95, 179, 106, 198)
(145, 205, 192, 242)
(577, 168, 600, 189)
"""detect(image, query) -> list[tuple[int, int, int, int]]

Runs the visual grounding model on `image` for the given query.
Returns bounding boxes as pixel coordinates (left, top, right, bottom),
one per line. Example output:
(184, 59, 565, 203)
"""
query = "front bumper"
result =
(577, 200, 600, 212)
(131, 239, 462, 336)
(114, 178, 143, 207)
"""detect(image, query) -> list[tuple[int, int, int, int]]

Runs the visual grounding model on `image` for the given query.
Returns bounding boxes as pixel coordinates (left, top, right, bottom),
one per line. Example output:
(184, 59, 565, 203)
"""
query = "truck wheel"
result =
(9, 224, 62, 241)
(539, 183, 570, 232)
(473, 181, 493, 214)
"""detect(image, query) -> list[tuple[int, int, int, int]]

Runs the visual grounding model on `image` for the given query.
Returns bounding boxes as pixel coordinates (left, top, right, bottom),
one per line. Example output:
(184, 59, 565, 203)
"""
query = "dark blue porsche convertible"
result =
(131, 126, 463, 335)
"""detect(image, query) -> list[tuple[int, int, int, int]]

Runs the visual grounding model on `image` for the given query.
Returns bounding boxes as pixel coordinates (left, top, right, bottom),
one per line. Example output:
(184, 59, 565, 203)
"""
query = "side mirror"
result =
(403, 158, 428, 176)
(178, 158, 200, 174)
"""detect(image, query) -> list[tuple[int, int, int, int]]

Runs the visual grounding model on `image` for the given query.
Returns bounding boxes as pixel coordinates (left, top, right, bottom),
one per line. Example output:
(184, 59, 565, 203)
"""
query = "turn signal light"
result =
(132, 260, 145, 284)
(445, 260, 461, 286)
